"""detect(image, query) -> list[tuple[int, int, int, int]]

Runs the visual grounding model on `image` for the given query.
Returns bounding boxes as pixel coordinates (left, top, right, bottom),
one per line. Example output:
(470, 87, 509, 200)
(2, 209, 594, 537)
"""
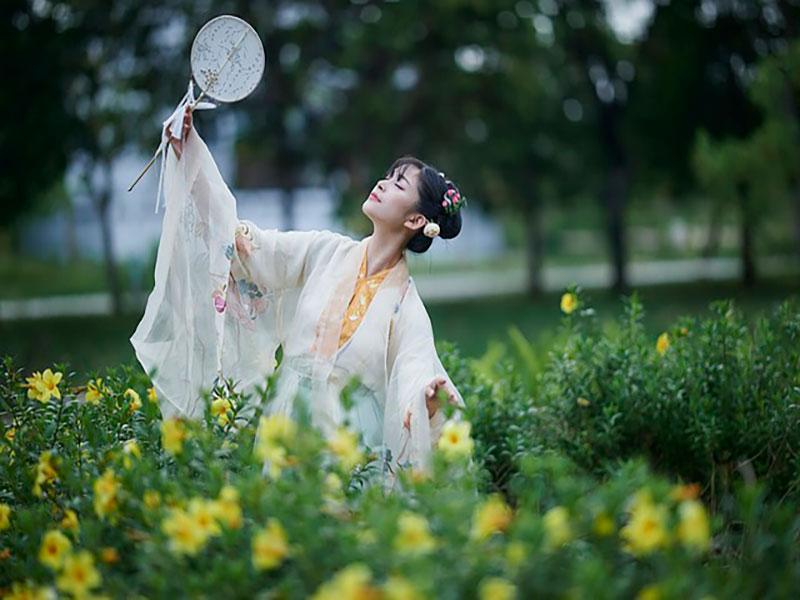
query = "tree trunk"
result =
(738, 183, 756, 288)
(524, 202, 544, 296)
(94, 160, 123, 315)
(603, 164, 629, 293)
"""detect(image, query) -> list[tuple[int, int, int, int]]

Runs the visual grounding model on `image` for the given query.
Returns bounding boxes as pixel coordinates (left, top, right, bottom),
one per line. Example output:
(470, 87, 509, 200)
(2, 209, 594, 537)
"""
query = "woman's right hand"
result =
(167, 106, 193, 159)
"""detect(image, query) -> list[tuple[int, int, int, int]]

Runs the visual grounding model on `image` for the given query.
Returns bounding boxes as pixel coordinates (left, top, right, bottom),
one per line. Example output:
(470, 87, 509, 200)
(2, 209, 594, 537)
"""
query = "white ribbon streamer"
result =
(154, 80, 217, 214)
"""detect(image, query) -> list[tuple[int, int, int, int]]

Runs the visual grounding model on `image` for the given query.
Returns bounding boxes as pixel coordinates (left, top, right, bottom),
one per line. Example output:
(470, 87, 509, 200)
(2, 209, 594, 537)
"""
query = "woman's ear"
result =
(403, 212, 427, 233)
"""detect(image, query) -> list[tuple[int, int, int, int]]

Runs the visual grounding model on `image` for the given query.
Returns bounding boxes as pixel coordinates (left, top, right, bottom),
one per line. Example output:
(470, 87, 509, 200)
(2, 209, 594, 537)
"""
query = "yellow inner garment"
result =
(338, 248, 393, 348)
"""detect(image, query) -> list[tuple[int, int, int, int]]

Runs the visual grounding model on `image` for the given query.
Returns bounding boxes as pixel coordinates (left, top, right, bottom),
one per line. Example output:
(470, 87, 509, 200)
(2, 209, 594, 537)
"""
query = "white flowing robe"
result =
(129, 125, 465, 484)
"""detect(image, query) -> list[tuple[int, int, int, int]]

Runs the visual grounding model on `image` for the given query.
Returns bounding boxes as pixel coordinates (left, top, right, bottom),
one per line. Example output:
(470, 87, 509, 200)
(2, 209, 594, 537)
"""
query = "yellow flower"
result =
(161, 507, 207, 556)
(124, 388, 142, 412)
(436, 420, 474, 460)
(99, 547, 120, 564)
(60, 508, 79, 534)
(620, 490, 669, 556)
(252, 518, 290, 571)
(211, 395, 232, 427)
(33, 451, 58, 498)
(560, 292, 578, 315)
(479, 577, 517, 600)
(393, 511, 436, 555)
(56, 550, 101, 598)
(310, 563, 378, 600)
(471, 494, 514, 540)
(0, 503, 10, 531)
(254, 414, 297, 477)
(212, 485, 243, 529)
(576, 396, 590, 407)
(24, 368, 63, 403)
(147, 386, 158, 404)
(592, 511, 615, 537)
(543, 506, 572, 549)
(637, 584, 662, 600)
(383, 575, 423, 600)
(656, 332, 670, 356)
(4, 426, 15, 442)
(93, 468, 121, 521)
(121, 439, 141, 470)
(143, 490, 161, 510)
(505, 541, 527, 569)
(160, 417, 188, 456)
(84, 378, 107, 405)
(188, 497, 221, 539)
(669, 482, 701, 502)
(38, 529, 72, 570)
(2, 580, 56, 600)
(327, 427, 364, 471)
(676, 499, 711, 552)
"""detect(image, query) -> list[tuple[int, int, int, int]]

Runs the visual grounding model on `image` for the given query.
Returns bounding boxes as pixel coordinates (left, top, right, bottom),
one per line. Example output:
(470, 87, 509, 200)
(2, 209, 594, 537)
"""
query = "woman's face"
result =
(362, 163, 425, 233)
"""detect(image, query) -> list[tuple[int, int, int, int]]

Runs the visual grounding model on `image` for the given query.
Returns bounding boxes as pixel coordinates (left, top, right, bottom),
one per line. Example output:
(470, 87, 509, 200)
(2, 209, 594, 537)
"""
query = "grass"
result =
(2, 277, 799, 376)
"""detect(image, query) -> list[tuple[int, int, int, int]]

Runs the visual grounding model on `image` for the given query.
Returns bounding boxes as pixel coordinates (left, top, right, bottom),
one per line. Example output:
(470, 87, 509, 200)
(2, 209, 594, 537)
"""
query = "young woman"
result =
(130, 107, 467, 487)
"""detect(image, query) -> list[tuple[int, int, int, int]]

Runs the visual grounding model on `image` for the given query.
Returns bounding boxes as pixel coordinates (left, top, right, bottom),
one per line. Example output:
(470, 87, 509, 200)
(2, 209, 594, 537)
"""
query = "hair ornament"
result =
(423, 221, 441, 238)
(441, 183, 467, 216)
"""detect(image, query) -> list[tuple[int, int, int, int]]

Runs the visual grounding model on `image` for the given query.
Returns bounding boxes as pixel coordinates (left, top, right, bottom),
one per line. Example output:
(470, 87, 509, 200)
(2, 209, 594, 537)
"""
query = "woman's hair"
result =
(383, 156, 464, 254)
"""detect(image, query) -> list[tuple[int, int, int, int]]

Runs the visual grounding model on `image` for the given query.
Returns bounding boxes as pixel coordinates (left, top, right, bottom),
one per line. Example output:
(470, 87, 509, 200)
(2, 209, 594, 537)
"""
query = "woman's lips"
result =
(369, 192, 380, 202)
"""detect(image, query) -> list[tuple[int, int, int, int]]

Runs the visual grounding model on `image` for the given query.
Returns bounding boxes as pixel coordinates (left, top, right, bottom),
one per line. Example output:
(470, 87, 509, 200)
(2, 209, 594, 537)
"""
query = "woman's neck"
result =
(365, 228, 406, 277)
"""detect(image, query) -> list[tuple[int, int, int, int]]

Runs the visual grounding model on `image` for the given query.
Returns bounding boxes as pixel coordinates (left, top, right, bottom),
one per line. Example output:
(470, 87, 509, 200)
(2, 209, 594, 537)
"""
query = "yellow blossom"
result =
(56, 550, 101, 598)
(143, 490, 161, 510)
(479, 577, 517, 600)
(543, 506, 572, 549)
(160, 417, 188, 456)
(327, 427, 365, 471)
(254, 414, 297, 477)
(505, 541, 527, 569)
(560, 292, 578, 315)
(471, 494, 514, 540)
(161, 507, 207, 556)
(676, 499, 711, 552)
(637, 584, 662, 600)
(436, 420, 474, 460)
(592, 511, 615, 537)
(0, 503, 10, 531)
(60, 509, 79, 534)
(393, 511, 436, 555)
(99, 547, 120, 564)
(33, 451, 58, 498)
(656, 332, 670, 356)
(211, 395, 232, 426)
(2, 580, 56, 600)
(620, 490, 669, 556)
(252, 518, 290, 571)
(38, 529, 72, 570)
(124, 388, 142, 412)
(4, 427, 15, 442)
(383, 575, 423, 600)
(188, 497, 221, 539)
(147, 386, 158, 404)
(93, 468, 121, 521)
(576, 397, 591, 407)
(670, 482, 701, 502)
(84, 378, 108, 405)
(212, 485, 243, 529)
(310, 563, 378, 600)
(24, 369, 62, 403)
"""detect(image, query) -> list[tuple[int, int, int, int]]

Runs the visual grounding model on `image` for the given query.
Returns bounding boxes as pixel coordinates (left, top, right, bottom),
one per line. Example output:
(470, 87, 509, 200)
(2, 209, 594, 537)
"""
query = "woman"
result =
(130, 106, 467, 487)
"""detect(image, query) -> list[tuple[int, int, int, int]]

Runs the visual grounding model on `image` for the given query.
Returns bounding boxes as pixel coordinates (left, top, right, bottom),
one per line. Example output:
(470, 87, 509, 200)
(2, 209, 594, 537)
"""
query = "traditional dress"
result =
(129, 125, 465, 486)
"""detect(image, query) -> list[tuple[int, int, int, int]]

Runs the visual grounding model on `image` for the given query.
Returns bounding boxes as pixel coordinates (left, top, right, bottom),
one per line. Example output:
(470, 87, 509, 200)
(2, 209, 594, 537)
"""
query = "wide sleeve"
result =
(383, 282, 466, 475)
(130, 124, 335, 421)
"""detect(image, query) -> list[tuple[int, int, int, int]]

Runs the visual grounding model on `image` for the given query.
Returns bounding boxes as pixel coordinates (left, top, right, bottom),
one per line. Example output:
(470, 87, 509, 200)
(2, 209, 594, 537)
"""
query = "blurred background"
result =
(1, 0, 799, 374)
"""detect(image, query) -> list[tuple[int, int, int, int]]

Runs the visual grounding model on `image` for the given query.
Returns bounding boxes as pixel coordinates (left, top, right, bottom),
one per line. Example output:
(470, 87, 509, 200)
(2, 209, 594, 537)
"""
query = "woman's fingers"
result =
(403, 410, 411, 431)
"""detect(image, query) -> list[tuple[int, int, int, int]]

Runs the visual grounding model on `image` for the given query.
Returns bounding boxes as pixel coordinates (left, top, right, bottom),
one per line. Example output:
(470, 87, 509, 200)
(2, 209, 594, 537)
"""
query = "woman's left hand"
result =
(403, 376, 458, 431)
